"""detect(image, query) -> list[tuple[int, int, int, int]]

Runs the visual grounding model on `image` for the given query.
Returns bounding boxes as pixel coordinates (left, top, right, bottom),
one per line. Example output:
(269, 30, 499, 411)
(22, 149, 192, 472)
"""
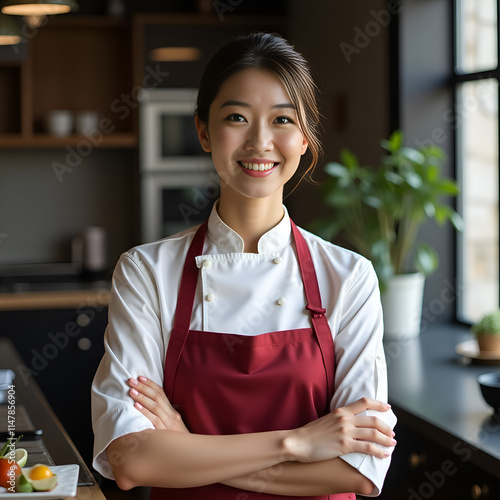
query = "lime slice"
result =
(16, 471, 33, 493)
(14, 448, 28, 468)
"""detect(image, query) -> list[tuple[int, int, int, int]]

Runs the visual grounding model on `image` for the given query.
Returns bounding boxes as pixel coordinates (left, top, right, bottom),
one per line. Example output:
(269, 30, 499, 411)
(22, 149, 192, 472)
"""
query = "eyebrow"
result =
(220, 100, 296, 110)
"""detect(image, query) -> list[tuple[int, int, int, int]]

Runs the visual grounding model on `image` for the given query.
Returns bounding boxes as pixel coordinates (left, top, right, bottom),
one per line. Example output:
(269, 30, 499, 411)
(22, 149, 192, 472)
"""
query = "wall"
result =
(398, 0, 457, 325)
(286, 0, 391, 227)
(0, 149, 139, 267)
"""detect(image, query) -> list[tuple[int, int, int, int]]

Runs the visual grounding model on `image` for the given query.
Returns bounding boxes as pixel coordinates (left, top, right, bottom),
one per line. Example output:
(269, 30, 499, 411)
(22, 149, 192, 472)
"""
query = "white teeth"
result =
(240, 162, 276, 171)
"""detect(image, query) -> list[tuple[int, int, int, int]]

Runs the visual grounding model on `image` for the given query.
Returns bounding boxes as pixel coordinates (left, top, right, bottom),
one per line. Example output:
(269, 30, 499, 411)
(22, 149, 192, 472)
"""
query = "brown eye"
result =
(226, 113, 246, 122)
(275, 116, 293, 124)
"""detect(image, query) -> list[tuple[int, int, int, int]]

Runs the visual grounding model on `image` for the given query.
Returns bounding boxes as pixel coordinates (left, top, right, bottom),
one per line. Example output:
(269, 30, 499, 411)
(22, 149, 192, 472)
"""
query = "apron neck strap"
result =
(172, 221, 208, 333)
(291, 221, 335, 403)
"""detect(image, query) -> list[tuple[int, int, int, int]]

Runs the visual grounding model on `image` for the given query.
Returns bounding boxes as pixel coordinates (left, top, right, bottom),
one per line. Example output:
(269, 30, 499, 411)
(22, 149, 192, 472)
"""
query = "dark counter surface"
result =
(0, 338, 106, 499)
(386, 323, 500, 478)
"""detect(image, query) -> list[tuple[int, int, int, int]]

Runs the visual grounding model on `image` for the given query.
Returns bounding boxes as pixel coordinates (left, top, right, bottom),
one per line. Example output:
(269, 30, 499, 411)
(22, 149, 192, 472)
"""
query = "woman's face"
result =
(196, 67, 308, 203)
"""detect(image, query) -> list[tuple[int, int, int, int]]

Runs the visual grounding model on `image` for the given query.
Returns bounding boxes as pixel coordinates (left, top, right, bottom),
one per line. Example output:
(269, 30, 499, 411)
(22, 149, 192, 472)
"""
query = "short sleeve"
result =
(330, 262, 397, 496)
(91, 252, 166, 479)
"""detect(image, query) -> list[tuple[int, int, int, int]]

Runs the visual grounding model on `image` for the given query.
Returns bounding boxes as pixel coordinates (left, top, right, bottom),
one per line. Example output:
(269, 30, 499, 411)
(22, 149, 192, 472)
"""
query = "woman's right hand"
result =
(283, 398, 396, 462)
(128, 376, 190, 433)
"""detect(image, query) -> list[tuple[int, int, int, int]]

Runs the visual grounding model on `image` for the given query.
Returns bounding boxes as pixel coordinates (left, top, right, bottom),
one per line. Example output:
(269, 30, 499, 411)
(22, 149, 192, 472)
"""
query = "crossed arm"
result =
(106, 376, 396, 496)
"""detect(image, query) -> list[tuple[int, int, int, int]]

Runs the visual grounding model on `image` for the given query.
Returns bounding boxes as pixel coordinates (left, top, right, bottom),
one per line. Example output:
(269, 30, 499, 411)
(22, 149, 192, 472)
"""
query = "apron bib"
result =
(150, 221, 354, 500)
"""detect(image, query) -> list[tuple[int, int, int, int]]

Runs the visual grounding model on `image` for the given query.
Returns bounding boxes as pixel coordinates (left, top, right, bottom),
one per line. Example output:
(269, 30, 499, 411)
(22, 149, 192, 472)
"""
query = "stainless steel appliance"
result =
(139, 88, 218, 243)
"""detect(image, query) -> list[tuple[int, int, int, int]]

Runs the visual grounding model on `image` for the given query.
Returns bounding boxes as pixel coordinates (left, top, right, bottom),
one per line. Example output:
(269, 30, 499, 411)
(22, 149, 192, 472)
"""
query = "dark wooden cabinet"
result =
(370, 421, 500, 499)
(0, 306, 108, 469)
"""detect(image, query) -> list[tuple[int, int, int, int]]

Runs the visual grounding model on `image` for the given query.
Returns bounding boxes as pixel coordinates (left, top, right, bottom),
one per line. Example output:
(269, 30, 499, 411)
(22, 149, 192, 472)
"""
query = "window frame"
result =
(452, 0, 500, 324)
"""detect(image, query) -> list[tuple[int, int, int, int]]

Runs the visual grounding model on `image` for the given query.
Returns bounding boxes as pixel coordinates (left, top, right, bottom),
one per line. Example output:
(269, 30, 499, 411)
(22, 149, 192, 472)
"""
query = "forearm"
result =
(222, 458, 374, 496)
(107, 428, 291, 490)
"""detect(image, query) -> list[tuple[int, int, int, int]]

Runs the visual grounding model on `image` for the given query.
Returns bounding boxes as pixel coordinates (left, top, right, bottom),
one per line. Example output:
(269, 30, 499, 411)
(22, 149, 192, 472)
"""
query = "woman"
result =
(92, 33, 397, 499)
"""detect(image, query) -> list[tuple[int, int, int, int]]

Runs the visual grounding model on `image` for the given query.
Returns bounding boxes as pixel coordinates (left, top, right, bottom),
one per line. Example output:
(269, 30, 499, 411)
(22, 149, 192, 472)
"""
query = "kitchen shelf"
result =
(133, 12, 287, 26)
(0, 15, 136, 149)
(0, 132, 137, 148)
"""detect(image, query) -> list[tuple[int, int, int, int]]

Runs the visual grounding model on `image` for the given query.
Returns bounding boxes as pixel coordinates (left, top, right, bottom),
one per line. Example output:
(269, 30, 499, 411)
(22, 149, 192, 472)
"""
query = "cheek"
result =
(281, 133, 307, 159)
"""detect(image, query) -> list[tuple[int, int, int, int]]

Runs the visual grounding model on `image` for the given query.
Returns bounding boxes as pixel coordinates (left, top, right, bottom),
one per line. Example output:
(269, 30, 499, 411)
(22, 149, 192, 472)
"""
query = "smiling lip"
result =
(238, 160, 279, 177)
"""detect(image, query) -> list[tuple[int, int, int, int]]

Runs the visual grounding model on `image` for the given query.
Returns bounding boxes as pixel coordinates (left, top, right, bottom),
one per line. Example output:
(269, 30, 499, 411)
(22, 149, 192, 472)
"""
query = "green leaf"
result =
(404, 171, 423, 188)
(437, 179, 460, 195)
(384, 171, 404, 185)
(364, 195, 383, 208)
(388, 130, 403, 151)
(424, 201, 436, 217)
(450, 210, 464, 232)
(340, 149, 358, 168)
(415, 243, 439, 276)
(324, 162, 348, 179)
(401, 146, 425, 165)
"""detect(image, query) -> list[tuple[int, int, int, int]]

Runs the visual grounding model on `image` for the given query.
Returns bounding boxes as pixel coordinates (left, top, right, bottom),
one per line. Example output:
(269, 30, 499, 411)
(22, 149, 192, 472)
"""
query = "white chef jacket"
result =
(91, 203, 396, 496)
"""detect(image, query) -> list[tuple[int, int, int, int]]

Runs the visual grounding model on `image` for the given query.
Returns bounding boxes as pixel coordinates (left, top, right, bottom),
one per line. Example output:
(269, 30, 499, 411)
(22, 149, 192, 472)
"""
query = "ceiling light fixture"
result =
(149, 47, 202, 62)
(0, 0, 78, 16)
(0, 13, 21, 44)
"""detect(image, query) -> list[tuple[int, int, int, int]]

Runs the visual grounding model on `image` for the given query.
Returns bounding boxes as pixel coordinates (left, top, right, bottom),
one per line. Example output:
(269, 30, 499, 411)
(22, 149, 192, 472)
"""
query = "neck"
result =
(217, 192, 285, 253)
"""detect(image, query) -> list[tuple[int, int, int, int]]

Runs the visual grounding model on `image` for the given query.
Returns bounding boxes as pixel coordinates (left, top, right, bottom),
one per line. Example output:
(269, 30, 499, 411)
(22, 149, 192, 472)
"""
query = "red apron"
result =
(150, 220, 354, 500)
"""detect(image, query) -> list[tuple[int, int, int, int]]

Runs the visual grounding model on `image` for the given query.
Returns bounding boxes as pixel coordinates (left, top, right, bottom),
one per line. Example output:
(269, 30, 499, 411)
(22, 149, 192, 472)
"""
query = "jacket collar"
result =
(206, 201, 292, 254)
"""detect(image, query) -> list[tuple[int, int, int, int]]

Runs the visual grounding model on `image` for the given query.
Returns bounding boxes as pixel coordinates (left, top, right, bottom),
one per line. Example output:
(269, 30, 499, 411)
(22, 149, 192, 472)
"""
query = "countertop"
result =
(0, 338, 106, 500)
(386, 323, 500, 479)
(0, 282, 110, 310)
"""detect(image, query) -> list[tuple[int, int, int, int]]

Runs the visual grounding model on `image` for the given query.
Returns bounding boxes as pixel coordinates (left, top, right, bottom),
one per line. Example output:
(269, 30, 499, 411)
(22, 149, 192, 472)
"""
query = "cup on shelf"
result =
(46, 110, 74, 137)
(75, 110, 100, 135)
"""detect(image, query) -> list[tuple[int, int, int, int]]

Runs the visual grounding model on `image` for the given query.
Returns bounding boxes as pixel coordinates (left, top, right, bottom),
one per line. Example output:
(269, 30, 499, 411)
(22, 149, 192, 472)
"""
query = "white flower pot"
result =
(381, 272, 425, 340)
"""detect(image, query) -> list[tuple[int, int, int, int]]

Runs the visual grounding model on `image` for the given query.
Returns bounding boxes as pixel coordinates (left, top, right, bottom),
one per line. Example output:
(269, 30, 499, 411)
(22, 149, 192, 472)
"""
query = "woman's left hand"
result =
(127, 376, 190, 433)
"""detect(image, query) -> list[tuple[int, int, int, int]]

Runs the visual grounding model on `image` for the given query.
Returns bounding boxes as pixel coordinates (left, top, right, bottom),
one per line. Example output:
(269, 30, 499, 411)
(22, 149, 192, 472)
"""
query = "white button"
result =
(277, 297, 286, 306)
(202, 259, 212, 268)
(206, 293, 215, 302)
(273, 257, 282, 264)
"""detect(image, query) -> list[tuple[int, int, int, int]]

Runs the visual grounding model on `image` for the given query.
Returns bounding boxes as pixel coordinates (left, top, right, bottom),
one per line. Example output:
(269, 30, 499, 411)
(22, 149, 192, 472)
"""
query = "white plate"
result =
(0, 464, 79, 499)
(455, 340, 500, 365)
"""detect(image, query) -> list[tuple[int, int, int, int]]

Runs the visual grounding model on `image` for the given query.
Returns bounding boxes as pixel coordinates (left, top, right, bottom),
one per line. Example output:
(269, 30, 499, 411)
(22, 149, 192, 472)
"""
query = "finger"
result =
(129, 387, 173, 425)
(138, 375, 164, 392)
(352, 427, 397, 448)
(129, 377, 176, 411)
(342, 397, 392, 416)
(353, 415, 395, 437)
(349, 440, 393, 459)
(131, 400, 167, 430)
(128, 378, 171, 410)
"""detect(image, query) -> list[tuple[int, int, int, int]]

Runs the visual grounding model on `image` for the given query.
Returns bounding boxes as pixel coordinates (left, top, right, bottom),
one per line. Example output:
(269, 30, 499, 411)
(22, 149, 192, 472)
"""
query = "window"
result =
(455, 0, 499, 322)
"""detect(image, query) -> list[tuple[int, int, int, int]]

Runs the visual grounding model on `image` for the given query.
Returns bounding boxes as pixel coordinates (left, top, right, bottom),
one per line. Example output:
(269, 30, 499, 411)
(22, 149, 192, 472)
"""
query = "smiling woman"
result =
(194, 67, 308, 243)
(91, 32, 397, 500)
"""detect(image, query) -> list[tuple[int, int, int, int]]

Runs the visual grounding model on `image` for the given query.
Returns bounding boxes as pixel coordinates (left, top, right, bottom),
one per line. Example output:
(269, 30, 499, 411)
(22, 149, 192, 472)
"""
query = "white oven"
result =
(139, 88, 219, 243)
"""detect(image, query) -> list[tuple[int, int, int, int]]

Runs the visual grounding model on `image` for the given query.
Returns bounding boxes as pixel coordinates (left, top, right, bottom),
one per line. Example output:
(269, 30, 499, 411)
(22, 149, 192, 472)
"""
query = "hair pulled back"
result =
(196, 32, 322, 183)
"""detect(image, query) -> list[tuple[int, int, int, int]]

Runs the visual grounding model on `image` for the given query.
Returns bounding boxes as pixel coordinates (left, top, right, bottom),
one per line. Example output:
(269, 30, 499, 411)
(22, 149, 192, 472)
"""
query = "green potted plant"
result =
(471, 310, 500, 352)
(312, 130, 463, 340)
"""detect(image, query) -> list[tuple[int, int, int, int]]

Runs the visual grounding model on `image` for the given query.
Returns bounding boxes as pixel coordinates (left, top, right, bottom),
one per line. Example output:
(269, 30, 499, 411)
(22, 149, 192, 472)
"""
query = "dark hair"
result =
(196, 32, 323, 183)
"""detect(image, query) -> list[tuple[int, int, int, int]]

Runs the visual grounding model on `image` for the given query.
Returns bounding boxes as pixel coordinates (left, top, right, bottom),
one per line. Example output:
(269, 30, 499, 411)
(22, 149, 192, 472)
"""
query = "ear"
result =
(195, 115, 211, 153)
(301, 136, 309, 156)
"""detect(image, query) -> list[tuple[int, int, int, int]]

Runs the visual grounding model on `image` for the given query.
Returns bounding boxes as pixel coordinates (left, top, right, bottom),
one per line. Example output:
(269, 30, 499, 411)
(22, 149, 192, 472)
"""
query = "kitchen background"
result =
(0, 0, 391, 271)
(3, 1, 499, 499)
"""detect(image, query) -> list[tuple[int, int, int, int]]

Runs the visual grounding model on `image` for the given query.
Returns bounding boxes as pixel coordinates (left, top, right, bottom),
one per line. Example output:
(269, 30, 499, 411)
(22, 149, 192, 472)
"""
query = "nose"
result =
(244, 121, 274, 152)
